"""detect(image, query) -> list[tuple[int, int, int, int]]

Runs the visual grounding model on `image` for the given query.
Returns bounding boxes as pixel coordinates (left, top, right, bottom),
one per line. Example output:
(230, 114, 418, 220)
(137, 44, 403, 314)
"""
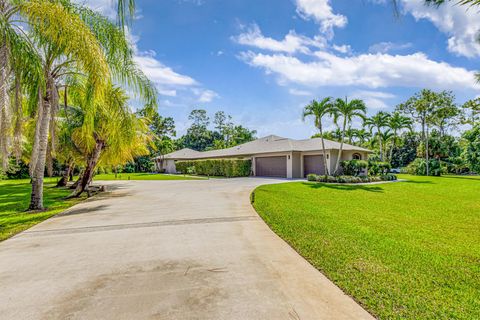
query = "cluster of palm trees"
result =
(303, 97, 412, 175)
(0, 0, 157, 210)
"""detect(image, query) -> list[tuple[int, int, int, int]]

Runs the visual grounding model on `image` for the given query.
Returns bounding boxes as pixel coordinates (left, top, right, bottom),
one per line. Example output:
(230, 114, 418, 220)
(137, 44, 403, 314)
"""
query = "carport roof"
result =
(155, 135, 372, 160)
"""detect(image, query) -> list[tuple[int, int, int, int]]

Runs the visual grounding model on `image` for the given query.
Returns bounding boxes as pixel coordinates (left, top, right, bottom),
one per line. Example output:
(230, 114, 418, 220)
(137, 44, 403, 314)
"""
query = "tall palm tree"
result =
(332, 97, 367, 175)
(388, 111, 412, 161)
(302, 97, 334, 176)
(21, 0, 155, 210)
(365, 111, 391, 161)
(0, 0, 45, 171)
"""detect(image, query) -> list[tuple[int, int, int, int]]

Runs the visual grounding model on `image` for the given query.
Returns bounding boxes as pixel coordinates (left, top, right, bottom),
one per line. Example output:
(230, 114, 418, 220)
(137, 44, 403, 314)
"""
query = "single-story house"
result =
(154, 135, 371, 178)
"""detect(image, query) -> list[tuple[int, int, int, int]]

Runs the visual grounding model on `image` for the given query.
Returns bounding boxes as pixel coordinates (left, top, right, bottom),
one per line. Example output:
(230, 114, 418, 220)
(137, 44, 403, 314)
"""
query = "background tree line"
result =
(306, 89, 480, 176)
(128, 108, 257, 173)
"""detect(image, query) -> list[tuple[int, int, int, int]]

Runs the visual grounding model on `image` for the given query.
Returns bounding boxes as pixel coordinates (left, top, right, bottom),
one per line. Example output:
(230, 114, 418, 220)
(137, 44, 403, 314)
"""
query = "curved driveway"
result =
(0, 178, 373, 319)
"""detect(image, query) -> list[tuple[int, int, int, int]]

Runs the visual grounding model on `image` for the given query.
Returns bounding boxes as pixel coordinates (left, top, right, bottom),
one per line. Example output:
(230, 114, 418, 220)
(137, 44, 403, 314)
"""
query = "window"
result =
(352, 153, 362, 160)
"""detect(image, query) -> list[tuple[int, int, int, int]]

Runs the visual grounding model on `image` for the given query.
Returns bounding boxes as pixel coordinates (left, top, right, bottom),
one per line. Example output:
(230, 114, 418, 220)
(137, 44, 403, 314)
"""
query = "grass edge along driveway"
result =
(0, 174, 200, 241)
(251, 175, 480, 320)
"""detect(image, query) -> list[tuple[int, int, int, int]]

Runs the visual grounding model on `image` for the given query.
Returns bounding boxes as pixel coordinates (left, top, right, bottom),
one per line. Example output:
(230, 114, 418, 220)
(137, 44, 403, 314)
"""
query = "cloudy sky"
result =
(85, 0, 480, 138)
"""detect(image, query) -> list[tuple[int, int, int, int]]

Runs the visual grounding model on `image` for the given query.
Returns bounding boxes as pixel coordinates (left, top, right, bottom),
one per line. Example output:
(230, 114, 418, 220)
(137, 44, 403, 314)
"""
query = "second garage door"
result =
(255, 156, 287, 178)
(303, 155, 325, 177)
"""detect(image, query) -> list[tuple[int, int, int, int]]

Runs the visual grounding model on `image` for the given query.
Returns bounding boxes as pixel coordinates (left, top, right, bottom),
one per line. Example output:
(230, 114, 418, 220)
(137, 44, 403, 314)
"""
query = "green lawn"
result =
(0, 178, 84, 242)
(93, 172, 204, 180)
(252, 175, 480, 319)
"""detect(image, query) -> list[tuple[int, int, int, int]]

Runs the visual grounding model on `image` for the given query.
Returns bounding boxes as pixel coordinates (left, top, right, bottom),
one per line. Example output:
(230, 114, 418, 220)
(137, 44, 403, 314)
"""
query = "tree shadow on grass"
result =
(437, 175, 479, 181)
(403, 180, 435, 184)
(302, 182, 384, 193)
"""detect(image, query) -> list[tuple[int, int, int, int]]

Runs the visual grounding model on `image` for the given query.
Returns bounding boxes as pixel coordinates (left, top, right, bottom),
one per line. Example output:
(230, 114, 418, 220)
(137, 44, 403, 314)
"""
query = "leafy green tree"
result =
(391, 132, 420, 168)
(302, 97, 335, 176)
(180, 109, 213, 151)
(332, 97, 367, 175)
(461, 98, 480, 125)
(462, 125, 480, 173)
(397, 89, 448, 175)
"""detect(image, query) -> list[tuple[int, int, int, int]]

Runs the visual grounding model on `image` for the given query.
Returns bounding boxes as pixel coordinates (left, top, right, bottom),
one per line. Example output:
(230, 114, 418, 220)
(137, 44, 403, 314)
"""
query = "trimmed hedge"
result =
(308, 173, 397, 184)
(176, 159, 252, 177)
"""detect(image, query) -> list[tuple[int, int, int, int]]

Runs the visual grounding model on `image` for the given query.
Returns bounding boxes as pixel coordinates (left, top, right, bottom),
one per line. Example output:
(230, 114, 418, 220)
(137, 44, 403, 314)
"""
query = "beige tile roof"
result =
(156, 148, 201, 160)
(156, 135, 371, 160)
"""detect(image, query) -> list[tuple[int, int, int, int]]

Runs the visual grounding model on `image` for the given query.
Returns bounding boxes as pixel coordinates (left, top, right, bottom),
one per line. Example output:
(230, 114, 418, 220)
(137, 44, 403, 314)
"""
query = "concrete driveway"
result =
(0, 178, 373, 320)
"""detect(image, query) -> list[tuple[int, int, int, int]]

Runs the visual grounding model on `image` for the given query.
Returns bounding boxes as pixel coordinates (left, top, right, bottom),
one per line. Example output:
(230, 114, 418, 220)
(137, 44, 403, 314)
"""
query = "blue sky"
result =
(86, 0, 480, 138)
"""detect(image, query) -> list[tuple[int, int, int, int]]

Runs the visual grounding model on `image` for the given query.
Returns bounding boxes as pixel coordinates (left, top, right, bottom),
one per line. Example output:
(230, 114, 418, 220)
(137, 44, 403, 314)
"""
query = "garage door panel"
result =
(303, 155, 325, 177)
(256, 156, 287, 178)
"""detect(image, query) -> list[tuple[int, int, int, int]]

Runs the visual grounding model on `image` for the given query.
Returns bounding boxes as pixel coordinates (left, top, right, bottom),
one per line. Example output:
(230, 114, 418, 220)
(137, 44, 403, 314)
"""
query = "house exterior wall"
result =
(156, 149, 369, 178)
(291, 152, 302, 178)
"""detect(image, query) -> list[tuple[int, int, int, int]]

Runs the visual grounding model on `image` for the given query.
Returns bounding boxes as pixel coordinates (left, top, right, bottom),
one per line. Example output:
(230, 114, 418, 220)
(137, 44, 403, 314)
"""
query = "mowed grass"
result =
(252, 175, 480, 319)
(0, 178, 84, 242)
(93, 172, 204, 181)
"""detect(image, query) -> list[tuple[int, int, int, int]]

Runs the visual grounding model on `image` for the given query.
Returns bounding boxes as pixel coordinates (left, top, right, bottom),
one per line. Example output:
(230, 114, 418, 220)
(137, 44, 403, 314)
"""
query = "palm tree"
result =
(388, 112, 412, 161)
(21, 0, 156, 210)
(365, 111, 391, 161)
(68, 82, 151, 197)
(24, 0, 112, 210)
(302, 97, 334, 176)
(353, 128, 371, 146)
(332, 97, 367, 175)
(345, 127, 357, 144)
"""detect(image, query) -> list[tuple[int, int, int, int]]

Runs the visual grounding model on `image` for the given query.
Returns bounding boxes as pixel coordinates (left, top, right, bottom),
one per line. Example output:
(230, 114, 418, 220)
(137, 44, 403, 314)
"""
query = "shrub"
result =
(368, 161, 391, 176)
(406, 158, 443, 176)
(5, 159, 29, 179)
(341, 160, 369, 176)
(309, 174, 396, 184)
(175, 159, 251, 177)
(380, 174, 398, 181)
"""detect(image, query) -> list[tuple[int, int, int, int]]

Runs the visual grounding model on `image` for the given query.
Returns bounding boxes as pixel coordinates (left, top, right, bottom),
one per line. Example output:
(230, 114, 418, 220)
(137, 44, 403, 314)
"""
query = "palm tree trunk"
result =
(389, 131, 397, 163)
(69, 140, 104, 198)
(0, 40, 10, 171)
(29, 99, 51, 210)
(318, 124, 329, 176)
(426, 124, 430, 176)
(29, 76, 56, 210)
(13, 76, 22, 162)
(29, 89, 43, 177)
(334, 118, 347, 175)
(56, 159, 74, 187)
(378, 128, 383, 161)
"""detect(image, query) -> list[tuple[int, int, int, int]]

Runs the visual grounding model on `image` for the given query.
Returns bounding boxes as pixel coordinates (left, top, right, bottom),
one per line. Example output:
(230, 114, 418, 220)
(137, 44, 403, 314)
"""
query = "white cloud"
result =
(368, 41, 413, 53)
(233, 24, 326, 54)
(289, 88, 312, 96)
(332, 44, 351, 54)
(295, 0, 347, 37)
(351, 90, 396, 110)
(400, 0, 480, 58)
(78, 0, 116, 18)
(239, 50, 478, 91)
(193, 89, 219, 103)
(134, 52, 197, 87)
